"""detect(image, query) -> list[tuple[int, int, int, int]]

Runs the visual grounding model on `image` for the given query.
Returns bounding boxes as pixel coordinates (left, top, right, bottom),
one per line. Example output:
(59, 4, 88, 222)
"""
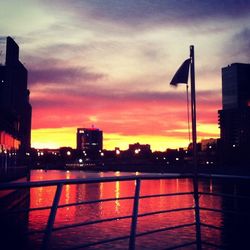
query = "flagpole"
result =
(190, 45, 202, 250)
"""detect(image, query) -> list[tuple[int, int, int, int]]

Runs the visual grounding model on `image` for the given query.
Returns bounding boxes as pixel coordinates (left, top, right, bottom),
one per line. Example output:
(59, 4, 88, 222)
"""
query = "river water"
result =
(26, 170, 250, 249)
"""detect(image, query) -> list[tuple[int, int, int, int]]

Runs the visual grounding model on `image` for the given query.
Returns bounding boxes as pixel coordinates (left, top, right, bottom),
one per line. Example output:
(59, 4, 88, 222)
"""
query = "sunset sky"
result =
(1, 0, 250, 151)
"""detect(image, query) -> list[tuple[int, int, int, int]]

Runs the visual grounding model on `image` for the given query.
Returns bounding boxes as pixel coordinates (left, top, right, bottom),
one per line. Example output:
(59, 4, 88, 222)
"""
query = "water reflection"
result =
(29, 170, 225, 249)
(115, 181, 120, 213)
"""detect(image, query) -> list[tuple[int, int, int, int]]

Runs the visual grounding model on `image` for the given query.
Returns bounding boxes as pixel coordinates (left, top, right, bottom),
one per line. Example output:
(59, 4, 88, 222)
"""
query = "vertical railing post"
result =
(41, 183, 63, 250)
(193, 176, 202, 250)
(129, 178, 141, 250)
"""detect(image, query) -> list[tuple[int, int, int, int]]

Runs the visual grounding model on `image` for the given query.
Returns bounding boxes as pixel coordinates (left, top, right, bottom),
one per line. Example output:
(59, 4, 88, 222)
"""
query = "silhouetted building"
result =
(200, 138, 217, 151)
(76, 127, 103, 159)
(218, 63, 250, 166)
(128, 143, 151, 156)
(0, 37, 32, 180)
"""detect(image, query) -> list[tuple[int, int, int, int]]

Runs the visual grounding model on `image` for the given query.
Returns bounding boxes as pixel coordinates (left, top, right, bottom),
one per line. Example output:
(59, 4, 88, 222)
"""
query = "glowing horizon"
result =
(31, 123, 219, 151)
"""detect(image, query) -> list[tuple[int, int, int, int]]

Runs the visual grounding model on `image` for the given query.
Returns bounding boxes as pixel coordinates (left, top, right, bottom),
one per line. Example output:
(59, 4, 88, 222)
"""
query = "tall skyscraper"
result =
(218, 63, 250, 165)
(221, 63, 250, 109)
(76, 127, 103, 158)
(0, 37, 32, 180)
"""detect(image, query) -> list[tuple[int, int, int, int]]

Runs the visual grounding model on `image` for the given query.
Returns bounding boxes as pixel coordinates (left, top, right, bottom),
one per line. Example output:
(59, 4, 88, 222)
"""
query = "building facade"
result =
(218, 63, 250, 166)
(128, 143, 151, 156)
(0, 37, 32, 180)
(76, 127, 103, 159)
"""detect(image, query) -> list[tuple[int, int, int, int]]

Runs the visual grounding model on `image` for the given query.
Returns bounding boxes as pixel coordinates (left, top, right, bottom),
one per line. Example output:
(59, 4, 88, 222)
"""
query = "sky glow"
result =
(1, 0, 250, 151)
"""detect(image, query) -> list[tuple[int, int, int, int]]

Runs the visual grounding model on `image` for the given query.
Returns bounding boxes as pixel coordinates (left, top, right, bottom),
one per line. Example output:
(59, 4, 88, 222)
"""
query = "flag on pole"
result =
(170, 58, 191, 86)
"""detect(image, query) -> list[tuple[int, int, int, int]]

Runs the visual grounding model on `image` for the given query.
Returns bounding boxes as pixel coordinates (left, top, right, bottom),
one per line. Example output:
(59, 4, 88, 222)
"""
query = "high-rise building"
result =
(76, 127, 103, 158)
(0, 37, 32, 180)
(221, 63, 250, 109)
(218, 63, 250, 165)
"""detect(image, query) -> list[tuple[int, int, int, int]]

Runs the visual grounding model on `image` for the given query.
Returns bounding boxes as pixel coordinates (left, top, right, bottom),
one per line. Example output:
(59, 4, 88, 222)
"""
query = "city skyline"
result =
(1, 1, 250, 150)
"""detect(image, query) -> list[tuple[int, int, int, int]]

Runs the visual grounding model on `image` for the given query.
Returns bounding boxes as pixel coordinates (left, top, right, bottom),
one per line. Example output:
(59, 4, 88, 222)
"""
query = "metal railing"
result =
(198, 174, 250, 249)
(0, 173, 250, 249)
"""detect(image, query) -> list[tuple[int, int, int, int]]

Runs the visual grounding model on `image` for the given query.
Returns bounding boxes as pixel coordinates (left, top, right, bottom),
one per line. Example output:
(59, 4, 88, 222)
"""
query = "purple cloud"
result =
(65, 0, 250, 28)
(29, 66, 104, 85)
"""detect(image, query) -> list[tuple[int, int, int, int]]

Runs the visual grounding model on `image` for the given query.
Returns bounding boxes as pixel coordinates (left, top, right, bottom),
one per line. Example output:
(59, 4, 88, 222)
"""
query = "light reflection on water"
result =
(29, 170, 223, 249)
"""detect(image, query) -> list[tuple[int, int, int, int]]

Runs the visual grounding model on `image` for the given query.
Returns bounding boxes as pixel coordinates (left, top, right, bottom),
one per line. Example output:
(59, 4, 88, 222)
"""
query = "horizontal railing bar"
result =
(200, 207, 250, 216)
(136, 223, 196, 238)
(30, 207, 194, 234)
(0, 196, 134, 215)
(1, 192, 193, 216)
(66, 223, 196, 249)
(138, 207, 194, 218)
(58, 195, 134, 209)
(53, 214, 132, 232)
(164, 241, 197, 250)
(59, 192, 193, 209)
(139, 174, 193, 180)
(1, 173, 250, 191)
(200, 223, 222, 230)
(66, 234, 130, 249)
(0, 205, 52, 215)
(0, 173, 193, 190)
(199, 191, 250, 200)
(200, 206, 236, 214)
(199, 173, 250, 180)
(29, 213, 194, 236)
(27, 228, 46, 235)
(139, 191, 194, 200)
(202, 240, 226, 249)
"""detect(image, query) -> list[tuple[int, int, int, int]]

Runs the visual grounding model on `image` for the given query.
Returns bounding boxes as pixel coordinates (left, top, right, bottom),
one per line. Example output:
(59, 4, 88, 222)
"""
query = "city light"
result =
(134, 149, 140, 154)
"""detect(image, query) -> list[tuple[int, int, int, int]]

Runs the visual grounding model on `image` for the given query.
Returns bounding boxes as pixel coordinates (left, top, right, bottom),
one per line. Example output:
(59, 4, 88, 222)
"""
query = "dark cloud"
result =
(27, 55, 105, 85)
(29, 66, 104, 85)
(234, 28, 250, 60)
(221, 27, 250, 64)
(40, 0, 250, 33)
(0, 36, 6, 43)
(72, 0, 250, 28)
(31, 86, 220, 110)
(31, 97, 63, 109)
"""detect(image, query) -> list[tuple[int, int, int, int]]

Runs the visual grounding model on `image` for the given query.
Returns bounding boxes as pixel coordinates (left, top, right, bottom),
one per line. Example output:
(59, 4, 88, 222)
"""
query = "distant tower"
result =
(76, 127, 103, 158)
(218, 63, 250, 165)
